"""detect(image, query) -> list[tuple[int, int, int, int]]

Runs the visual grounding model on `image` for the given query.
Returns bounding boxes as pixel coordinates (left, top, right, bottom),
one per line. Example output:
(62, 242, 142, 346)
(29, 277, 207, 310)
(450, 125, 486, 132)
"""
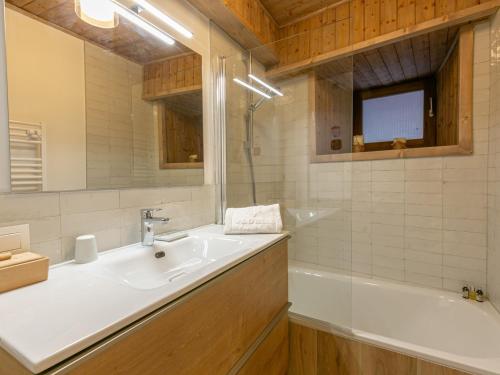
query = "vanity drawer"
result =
(236, 313, 289, 375)
(58, 239, 288, 375)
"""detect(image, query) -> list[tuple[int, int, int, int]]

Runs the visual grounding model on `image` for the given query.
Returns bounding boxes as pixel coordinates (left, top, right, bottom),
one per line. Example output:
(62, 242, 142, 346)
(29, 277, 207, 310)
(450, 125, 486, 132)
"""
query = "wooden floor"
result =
(288, 321, 474, 375)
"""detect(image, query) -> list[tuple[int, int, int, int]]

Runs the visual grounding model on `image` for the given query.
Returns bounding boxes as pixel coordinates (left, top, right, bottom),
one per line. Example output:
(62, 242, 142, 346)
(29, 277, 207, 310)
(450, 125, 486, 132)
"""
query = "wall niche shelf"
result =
(309, 24, 473, 163)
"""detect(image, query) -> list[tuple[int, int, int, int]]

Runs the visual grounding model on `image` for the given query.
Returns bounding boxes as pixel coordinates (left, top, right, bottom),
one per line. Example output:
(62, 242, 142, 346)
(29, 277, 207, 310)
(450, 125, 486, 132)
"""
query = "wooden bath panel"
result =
(288, 321, 474, 375)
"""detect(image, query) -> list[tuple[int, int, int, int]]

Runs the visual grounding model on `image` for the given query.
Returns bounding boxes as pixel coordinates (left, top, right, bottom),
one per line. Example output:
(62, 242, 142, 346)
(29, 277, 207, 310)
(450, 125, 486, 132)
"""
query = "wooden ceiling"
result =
(163, 91, 203, 117)
(313, 27, 459, 91)
(352, 27, 458, 90)
(6, 0, 192, 65)
(259, 0, 343, 25)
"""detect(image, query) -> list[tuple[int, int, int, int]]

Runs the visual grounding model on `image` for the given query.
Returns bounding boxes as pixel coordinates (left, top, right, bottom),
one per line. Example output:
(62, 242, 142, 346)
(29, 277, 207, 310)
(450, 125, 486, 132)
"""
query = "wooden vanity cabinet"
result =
(0, 239, 289, 375)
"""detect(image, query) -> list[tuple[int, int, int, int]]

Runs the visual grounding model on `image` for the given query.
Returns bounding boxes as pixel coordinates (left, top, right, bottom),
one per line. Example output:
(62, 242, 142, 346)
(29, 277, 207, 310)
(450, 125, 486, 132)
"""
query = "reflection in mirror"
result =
(4, 1, 203, 193)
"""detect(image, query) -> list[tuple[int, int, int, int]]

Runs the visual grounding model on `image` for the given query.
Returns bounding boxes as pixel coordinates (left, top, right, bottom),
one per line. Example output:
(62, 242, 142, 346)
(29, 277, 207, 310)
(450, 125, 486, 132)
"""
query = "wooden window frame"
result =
(353, 78, 436, 152)
(309, 24, 473, 163)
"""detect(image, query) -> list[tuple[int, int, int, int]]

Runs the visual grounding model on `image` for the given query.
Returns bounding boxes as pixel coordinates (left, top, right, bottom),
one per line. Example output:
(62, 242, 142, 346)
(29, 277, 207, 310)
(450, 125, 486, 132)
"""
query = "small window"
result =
(353, 79, 435, 152)
(362, 90, 424, 143)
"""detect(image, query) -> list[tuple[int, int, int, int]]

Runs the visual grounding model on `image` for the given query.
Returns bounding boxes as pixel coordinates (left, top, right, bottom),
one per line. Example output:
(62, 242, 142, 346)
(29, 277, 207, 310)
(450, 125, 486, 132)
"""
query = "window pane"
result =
(362, 90, 424, 143)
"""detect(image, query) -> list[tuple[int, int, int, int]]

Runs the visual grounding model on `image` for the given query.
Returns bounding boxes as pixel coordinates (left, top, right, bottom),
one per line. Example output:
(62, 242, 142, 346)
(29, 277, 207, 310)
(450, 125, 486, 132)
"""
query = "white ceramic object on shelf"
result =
(74, 234, 98, 264)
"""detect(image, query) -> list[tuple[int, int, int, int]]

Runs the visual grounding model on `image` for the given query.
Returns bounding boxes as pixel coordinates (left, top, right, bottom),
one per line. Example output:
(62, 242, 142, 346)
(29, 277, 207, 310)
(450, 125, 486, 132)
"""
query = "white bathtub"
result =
(289, 262, 500, 375)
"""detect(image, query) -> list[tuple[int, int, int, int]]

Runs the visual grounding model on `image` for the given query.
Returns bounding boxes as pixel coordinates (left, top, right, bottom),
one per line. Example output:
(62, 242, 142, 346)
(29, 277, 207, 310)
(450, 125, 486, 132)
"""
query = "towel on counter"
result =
(224, 204, 283, 234)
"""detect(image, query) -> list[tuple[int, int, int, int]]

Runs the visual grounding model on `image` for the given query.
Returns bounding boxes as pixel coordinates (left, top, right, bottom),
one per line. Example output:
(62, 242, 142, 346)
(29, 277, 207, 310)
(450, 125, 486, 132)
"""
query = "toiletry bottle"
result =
(476, 289, 485, 302)
(462, 286, 469, 299)
(469, 286, 476, 300)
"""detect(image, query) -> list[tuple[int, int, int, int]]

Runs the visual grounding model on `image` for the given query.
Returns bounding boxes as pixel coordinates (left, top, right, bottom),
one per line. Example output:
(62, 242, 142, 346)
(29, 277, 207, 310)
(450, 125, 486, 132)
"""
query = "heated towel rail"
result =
(9, 120, 46, 192)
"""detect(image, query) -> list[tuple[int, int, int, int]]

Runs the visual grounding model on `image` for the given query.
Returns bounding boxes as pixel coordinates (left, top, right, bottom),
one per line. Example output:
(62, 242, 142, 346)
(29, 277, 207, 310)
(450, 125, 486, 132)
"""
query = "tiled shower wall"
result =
(488, 12, 500, 312)
(0, 185, 214, 265)
(253, 21, 490, 292)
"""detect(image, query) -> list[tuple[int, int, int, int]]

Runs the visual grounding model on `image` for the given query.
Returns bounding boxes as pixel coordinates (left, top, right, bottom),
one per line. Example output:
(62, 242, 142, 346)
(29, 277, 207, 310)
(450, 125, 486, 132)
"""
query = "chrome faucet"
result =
(141, 209, 169, 246)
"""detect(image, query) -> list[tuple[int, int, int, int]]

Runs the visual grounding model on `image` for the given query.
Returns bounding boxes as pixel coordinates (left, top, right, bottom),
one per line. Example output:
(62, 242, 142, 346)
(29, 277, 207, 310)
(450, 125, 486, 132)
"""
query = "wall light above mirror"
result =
(3, 0, 204, 193)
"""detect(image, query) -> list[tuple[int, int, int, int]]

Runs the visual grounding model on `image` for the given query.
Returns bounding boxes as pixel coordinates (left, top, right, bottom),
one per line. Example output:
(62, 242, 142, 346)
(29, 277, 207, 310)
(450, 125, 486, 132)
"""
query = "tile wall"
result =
(85, 43, 204, 189)
(488, 11, 500, 311)
(0, 185, 214, 264)
(246, 21, 490, 292)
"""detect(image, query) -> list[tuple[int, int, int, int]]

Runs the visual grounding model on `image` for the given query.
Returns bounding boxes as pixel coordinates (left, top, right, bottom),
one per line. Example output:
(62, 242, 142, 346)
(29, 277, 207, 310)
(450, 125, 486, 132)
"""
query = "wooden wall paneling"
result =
(429, 28, 450, 70)
(398, 0, 417, 28)
(322, 22, 338, 54)
(142, 54, 202, 101)
(295, 19, 312, 62)
(456, 0, 480, 9)
(351, 0, 366, 43)
(457, 24, 473, 152)
(336, 3, 351, 48)
(416, 0, 436, 22)
(436, 0, 457, 15)
(185, 0, 279, 66)
(266, 0, 498, 79)
(307, 14, 324, 57)
(161, 105, 203, 166)
(314, 74, 353, 155)
(364, 0, 381, 39)
(381, 0, 399, 34)
(286, 24, 301, 64)
(436, 39, 459, 145)
(259, 0, 345, 25)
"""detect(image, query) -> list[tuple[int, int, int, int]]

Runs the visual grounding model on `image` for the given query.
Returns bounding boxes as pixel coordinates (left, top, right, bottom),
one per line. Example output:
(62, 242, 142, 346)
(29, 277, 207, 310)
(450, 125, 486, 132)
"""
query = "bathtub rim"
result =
(288, 261, 500, 375)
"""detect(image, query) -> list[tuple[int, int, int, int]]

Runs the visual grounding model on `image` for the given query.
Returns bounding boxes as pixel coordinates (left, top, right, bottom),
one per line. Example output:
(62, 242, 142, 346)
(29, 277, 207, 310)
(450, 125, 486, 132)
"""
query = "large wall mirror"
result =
(3, 0, 204, 193)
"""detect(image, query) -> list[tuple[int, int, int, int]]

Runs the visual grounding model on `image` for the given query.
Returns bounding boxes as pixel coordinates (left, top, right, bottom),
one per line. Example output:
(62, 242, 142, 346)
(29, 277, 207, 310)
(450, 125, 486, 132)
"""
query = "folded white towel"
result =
(224, 204, 283, 234)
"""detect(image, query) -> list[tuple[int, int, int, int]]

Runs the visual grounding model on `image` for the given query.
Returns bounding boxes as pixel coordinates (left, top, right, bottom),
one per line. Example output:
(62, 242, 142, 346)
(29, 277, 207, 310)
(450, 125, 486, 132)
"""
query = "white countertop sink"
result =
(0, 225, 287, 373)
(100, 234, 246, 290)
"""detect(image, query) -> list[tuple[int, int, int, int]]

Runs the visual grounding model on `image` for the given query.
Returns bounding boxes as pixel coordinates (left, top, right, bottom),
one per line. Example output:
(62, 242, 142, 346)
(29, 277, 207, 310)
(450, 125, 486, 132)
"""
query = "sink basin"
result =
(98, 234, 247, 290)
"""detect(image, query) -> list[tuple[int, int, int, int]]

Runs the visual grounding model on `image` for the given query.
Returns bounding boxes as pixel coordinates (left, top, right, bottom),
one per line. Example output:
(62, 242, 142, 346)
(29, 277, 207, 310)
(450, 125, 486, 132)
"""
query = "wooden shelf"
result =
(160, 162, 204, 169)
(313, 145, 471, 163)
(143, 85, 202, 101)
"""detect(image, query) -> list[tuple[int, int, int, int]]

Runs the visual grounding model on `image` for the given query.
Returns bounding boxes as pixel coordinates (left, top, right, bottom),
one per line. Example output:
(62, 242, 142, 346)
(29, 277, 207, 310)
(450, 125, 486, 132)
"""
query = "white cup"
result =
(75, 234, 98, 264)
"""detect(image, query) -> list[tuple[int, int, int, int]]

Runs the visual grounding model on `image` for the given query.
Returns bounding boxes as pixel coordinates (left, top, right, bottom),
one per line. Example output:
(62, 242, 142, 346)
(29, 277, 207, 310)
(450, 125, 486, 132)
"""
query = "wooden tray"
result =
(0, 252, 49, 293)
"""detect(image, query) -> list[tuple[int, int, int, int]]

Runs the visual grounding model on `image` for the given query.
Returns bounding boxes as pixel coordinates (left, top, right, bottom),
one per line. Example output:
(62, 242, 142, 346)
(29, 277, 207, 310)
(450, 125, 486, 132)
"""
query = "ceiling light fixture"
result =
(109, 0, 175, 45)
(75, 0, 119, 29)
(233, 78, 272, 99)
(132, 0, 193, 39)
(248, 74, 283, 96)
